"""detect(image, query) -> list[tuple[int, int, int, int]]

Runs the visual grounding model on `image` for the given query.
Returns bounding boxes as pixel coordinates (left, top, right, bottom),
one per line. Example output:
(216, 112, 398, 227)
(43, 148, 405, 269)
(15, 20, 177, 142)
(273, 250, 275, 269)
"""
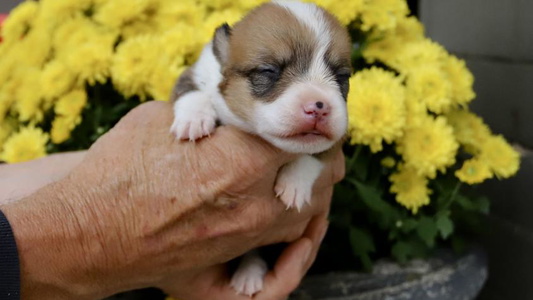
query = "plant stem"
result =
(444, 182, 462, 209)
(347, 145, 363, 173)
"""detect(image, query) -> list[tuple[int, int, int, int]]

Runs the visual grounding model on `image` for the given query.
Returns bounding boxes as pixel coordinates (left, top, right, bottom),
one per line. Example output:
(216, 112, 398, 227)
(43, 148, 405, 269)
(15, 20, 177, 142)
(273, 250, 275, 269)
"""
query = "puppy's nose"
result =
(303, 101, 330, 118)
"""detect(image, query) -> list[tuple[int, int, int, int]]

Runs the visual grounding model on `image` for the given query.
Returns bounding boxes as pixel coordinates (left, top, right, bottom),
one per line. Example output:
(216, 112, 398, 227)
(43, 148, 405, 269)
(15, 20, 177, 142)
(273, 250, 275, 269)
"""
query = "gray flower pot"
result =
(105, 247, 487, 300)
(290, 247, 488, 300)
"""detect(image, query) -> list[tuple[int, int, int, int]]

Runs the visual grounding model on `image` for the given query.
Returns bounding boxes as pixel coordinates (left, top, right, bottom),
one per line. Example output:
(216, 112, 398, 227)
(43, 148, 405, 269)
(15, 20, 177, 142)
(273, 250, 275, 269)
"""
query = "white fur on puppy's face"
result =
(254, 81, 347, 153)
(219, 1, 351, 154)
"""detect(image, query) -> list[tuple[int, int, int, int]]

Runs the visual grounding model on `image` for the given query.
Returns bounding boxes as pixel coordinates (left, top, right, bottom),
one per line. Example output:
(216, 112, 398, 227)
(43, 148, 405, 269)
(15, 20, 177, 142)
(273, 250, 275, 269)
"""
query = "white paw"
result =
(230, 253, 268, 297)
(274, 155, 324, 211)
(170, 91, 217, 141)
(275, 174, 313, 212)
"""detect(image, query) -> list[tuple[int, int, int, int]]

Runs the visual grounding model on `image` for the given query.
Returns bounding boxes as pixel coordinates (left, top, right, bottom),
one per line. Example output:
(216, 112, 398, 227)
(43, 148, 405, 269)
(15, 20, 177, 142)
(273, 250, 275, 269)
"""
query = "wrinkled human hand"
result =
(2, 101, 344, 300)
(159, 216, 329, 300)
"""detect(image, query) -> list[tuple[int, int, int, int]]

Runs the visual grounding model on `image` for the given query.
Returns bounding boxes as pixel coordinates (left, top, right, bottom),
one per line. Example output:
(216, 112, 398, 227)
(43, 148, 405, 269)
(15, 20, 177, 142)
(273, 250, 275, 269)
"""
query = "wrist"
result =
(0, 179, 115, 300)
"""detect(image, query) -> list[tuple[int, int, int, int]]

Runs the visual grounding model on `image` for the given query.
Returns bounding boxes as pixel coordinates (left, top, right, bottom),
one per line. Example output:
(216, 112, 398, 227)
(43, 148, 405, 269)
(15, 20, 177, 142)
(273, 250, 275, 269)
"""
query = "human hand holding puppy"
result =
(1, 101, 344, 300)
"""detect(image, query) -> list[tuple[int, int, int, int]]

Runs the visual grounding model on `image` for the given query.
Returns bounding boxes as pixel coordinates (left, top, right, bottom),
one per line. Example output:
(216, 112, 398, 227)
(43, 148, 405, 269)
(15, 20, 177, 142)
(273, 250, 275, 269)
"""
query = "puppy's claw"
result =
(274, 156, 324, 212)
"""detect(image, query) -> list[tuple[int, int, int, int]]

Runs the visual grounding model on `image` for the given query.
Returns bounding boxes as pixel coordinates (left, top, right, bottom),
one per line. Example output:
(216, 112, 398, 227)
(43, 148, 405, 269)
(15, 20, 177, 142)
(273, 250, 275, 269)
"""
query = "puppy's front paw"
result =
(170, 92, 217, 141)
(274, 155, 324, 211)
(230, 253, 267, 297)
(275, 173, 313, 212)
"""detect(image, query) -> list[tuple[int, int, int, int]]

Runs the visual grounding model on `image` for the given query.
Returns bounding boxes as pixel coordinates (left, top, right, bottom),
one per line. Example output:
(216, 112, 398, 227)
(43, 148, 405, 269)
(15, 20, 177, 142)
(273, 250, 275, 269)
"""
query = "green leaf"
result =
(455, 194, 476, 210)
(416, 216, 438, 247)
(456, 195, 490, 214)
(349, 227, 375, 271)
(391, 241, 411, 263)
(348, 179, 399, 228)
(345, 145, 369, 181)
(475, 196, 490, 214)
(332, 182, 357, 208)
(436, 212, 454, 239)
(352, 156, 369, 181)
(329, 211, 352, 228)
(399, 218, 418, 234)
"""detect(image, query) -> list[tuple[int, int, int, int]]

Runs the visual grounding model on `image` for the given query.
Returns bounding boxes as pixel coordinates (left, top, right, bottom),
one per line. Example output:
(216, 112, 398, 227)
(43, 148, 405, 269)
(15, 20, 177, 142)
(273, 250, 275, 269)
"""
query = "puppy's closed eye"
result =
(249, 64, 281, 97)
(334, 69, 351, 99)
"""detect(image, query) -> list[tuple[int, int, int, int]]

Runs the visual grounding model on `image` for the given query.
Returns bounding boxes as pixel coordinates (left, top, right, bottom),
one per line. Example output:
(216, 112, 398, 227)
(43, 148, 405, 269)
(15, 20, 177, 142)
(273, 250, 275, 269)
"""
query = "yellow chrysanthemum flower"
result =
(55, 89, 87, 118)
(14, 68, 43, 122)
(199, 0, 235, 10)
(406, 65, 452, 114)
(39, 0, 92, 22)
(50, 89, 87, 143)
(93, 0, 155, 30)
(381, 156, 396, 168)
(348, 67, 406, 152)
(65, 42, 113, 86)
(0, 47, 17, 84)
(51, 115, 81, 144)
(238, 0, 270, 11)
(310, 0, 363, 25)
(0, 91, 14, 123)
(455, 158, 493, 185)
(363, 35, 404, 65)
(445, 109, 491, 154)
(53, 17, 118, 59)
(41, 61, 76, 101)
(479, 135, 520, 179)
(0, 126, 49, 163)
(14, 27, 52, 68)
(390, 165, 432, 214)
(363, 17, 424, 65)
(388, 39, 447, 74)
(403, 96, 426, 128)
(394, 16, 425, 42)
(53, 17, 93, 52)
(0, 76, 24, 121)
(0, 118, 16, 148)
(397, 116, 458, 178)
(360, 0, 409, 32)
(112, 35, 160, 99)
(0, 99, 8, 125)
(157, 0, 206, 29)
(159, 25, 204, 64)
(1, 1, 39, 43)
(442, 55, 476, 106)
(149, 64, 186, 102)
(202, 9, 244, 40)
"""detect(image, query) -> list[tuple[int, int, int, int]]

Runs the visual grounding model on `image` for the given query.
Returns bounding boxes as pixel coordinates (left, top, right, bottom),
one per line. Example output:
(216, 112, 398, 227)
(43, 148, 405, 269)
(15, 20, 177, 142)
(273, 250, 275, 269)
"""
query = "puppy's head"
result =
(216, 1, 351, 154)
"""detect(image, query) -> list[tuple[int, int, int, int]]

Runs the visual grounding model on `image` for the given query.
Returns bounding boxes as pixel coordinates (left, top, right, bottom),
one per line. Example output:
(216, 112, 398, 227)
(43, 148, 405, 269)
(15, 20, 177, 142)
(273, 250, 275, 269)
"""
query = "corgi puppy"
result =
(170, 0, 351, 296)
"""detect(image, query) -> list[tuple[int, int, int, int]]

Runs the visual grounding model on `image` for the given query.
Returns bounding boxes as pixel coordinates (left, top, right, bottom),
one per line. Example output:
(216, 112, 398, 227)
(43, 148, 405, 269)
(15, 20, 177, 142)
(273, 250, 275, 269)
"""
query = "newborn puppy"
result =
(170, 0, 351, 296)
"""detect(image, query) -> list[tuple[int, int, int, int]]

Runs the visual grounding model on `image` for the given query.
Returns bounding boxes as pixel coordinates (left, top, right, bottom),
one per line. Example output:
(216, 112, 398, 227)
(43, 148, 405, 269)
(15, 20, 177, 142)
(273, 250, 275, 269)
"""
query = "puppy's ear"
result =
(213, 23, 232, 66)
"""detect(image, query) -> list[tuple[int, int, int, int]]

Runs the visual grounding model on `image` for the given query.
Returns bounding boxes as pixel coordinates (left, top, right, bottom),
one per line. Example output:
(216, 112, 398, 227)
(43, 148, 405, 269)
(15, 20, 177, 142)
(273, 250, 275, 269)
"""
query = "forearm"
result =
(0, 179, 115, 300)
(0, 151, 86, 204)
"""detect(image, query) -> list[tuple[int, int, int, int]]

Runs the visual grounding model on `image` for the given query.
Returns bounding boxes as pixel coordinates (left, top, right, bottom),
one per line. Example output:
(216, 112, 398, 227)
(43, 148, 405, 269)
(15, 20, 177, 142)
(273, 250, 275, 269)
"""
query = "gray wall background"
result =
(0, 0, 20, 13)
(2, 0, 532, 299)
(420, 1, 533, 299)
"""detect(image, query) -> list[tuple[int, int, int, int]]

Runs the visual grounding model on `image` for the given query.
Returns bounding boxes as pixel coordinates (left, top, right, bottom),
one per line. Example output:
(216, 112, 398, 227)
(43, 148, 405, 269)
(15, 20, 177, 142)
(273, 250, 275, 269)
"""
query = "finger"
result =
(314, 147, 345, 190)
(159, 264, 252, 300)
(211, 126, 297, 168)
(257, 217, 328, 300)
(301, 216, 329, 271)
